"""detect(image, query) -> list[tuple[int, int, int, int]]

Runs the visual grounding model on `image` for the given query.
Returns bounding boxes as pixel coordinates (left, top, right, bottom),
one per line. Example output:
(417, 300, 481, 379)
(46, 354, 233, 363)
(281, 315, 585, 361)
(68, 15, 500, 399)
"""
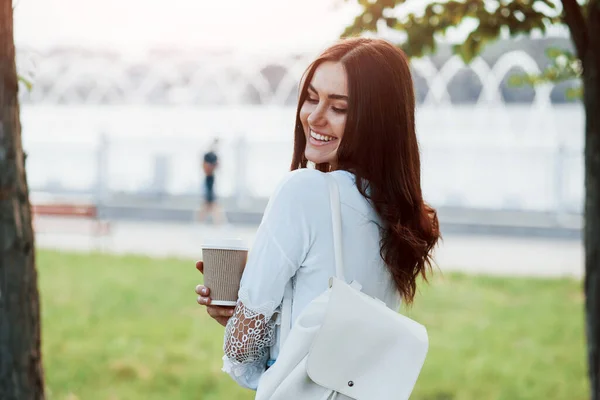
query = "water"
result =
(21, 104, 585, 213)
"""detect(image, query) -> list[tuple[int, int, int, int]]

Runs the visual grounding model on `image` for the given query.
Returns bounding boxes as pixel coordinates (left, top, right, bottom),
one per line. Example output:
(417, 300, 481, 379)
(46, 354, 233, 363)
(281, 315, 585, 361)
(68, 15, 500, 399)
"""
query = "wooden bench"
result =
(31, 203, 111, 236)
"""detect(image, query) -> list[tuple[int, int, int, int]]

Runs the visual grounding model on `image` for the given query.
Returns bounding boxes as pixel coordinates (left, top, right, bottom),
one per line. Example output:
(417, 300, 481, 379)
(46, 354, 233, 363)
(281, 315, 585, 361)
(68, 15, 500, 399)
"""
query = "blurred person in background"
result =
(195, 38, 440, 394)
(196, 138, 228, 225)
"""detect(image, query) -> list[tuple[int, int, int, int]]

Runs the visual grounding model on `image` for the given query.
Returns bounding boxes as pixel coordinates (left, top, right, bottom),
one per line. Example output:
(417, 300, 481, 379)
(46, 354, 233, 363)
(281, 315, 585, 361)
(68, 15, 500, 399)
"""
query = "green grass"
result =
(37, 250, 588, 400)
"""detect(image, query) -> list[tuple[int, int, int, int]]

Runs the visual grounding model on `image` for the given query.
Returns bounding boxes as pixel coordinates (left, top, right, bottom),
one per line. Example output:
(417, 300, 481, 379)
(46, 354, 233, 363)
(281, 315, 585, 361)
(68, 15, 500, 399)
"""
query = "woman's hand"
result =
(195, 261, 235, 327)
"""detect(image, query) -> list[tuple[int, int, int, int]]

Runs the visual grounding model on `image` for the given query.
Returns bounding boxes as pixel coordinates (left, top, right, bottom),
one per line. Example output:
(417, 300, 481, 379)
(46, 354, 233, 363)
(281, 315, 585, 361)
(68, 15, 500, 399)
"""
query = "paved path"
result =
(34, 218, 584, 279)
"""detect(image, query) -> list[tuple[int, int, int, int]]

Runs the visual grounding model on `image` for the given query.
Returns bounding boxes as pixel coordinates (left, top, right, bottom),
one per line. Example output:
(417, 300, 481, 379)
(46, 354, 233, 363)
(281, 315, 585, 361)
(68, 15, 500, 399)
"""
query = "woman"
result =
(195, 37, 440, 392)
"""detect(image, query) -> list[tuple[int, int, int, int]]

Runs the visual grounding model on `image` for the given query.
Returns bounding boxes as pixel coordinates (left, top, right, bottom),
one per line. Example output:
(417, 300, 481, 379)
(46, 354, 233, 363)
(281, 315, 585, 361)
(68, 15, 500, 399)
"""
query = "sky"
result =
(13, 0, 568, 56)
(13, 0, 363, 53)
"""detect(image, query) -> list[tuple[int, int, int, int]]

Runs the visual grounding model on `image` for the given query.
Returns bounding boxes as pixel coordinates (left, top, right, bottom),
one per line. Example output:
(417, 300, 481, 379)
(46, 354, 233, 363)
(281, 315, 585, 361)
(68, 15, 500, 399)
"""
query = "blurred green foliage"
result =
(343, 0, 586, 96)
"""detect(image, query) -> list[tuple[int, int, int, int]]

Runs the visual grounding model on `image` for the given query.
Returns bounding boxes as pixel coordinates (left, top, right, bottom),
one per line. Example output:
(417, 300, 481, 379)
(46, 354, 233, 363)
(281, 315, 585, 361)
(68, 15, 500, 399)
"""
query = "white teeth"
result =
(310, 130, 335, 142)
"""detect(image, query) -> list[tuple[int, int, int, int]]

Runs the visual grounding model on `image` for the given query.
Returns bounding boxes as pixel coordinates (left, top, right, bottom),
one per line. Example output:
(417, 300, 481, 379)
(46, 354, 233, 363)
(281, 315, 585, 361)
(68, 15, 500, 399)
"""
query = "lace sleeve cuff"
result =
(222, 289, 278, 389)
(221, 354, 263, 390)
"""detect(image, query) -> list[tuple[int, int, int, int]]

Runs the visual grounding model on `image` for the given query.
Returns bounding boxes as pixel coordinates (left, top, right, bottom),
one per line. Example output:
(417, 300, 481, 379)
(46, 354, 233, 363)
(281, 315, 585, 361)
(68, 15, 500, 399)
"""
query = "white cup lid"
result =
(202, 238, 248, 251)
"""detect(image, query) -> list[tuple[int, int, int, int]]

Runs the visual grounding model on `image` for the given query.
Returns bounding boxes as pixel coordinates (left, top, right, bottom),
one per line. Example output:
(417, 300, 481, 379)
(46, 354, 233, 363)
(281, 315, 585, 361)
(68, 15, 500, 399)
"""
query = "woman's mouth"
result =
(309, 130, 337, 146)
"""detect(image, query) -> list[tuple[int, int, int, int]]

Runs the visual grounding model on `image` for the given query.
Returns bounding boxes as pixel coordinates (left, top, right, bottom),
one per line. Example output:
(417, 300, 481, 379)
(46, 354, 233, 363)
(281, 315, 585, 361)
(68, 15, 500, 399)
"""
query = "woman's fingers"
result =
(206, 306, 235, 319)
(194, 278, 234, 327)
(195, 261, 204, 274)
(195, 285, 211, 305)
(195, 284, 210, 296)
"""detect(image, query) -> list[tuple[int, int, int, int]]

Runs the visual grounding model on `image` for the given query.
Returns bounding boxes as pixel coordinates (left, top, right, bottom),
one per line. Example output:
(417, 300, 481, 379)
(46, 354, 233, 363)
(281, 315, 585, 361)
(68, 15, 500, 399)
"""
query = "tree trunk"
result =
(0, 0, 46, 398)
(584, 2, 600, 399)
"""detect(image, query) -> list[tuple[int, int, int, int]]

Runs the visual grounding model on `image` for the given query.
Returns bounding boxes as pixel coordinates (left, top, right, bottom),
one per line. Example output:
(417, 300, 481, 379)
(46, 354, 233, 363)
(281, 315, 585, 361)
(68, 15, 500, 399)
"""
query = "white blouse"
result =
(221, 169, 401, 390)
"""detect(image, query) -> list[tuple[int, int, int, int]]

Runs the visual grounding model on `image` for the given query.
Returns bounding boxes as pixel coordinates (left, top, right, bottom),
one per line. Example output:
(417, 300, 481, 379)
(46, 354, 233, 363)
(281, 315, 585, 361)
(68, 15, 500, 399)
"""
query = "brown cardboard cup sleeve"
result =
(201, 239, 248, 306)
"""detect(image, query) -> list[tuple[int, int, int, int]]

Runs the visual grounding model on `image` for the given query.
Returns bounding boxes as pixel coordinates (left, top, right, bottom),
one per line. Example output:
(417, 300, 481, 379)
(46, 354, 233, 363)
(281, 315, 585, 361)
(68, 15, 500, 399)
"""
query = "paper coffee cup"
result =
(201, 238, 248, 306)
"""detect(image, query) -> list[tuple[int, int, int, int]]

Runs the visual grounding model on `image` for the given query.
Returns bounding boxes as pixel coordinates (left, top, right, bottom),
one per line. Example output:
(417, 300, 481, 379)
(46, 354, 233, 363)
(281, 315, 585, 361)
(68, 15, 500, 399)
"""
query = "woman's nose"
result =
(308, 108, 326, 126)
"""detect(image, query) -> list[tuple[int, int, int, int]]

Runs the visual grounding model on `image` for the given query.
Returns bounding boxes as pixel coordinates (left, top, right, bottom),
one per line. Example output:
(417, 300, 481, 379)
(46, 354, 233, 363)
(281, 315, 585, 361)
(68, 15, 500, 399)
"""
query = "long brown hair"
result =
(291, 38, 440, 304)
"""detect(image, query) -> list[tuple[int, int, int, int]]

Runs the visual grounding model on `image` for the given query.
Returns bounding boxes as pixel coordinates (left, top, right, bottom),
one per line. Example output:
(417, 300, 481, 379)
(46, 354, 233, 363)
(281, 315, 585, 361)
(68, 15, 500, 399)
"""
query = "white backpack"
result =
(255, 174, 429, 400)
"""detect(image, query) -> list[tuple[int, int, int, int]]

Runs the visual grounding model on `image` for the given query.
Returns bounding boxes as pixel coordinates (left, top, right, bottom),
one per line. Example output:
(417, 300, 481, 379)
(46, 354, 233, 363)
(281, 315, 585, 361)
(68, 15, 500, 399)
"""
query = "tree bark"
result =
(584, 1, 600, 399)
(561, 0, 589, 60)
(0, 0, 46, 399)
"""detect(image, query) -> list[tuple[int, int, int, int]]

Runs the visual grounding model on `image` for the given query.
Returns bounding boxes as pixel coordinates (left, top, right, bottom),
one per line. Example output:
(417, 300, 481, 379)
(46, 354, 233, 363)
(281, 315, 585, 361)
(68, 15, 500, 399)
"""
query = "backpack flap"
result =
(306, 277, 429, 400)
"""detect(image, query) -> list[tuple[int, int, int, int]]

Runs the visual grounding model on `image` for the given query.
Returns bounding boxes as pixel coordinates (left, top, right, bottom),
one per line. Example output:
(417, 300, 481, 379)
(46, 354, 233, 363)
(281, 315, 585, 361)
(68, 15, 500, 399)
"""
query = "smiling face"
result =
(299, 61, 348, 169)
